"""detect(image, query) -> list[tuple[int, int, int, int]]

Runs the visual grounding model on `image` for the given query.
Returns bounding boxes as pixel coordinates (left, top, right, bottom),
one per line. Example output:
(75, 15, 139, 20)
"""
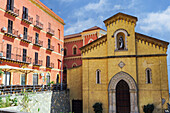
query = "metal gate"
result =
(72, 100, 82, 113)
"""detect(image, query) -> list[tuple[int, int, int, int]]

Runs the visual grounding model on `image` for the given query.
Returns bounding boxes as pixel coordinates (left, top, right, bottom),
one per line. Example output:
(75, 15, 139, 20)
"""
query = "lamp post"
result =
(60, 46, 64, 90)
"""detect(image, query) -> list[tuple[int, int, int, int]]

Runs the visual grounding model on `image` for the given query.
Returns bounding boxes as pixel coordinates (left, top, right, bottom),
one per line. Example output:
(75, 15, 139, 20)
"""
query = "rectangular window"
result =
(46, 56, 50, 67)
(33, 73, 38, 85)
(35, 33, 39, 44)
(23, 27, 28, 40)
(23, 6, 28, 19)
(58, 43, 60, 53)
(6, 44, 12, 59)
(23, 49, 27, 62)
(21, 74, 25, 85)
(58, 29, 60, 39)
(8, 19, 13, 34)
(7, 0, 14, 11)
(48, 39, 51, 49)
(35, 52, 38, 64)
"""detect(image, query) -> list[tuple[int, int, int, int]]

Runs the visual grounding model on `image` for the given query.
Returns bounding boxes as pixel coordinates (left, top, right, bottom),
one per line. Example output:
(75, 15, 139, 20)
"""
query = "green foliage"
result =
(19, 92, 40, 112)
(143, 104, 154, 113)
(0, 69, 4, 76)
(0, 95, 18, 108)
(93, 102, 103, 113)
(47, 81, 55, 86)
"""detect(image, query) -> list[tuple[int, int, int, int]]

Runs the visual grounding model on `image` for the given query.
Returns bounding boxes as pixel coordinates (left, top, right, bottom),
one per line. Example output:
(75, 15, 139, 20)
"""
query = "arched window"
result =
(88, 39, 94, 44)
(46, 73, 50, 85)
(64, 48, 67, 56)
(73, 47, 77, 55)
(56, 74, 60, 83)
(72, 45, 77, 55)
(96, 69, 101, 84)
(72, 63, 77, 68)
(146, 68, 152, 84)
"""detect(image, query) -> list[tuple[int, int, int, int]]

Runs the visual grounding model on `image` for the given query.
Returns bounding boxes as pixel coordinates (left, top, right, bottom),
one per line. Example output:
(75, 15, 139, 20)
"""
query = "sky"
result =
(40, 0, 170, 90)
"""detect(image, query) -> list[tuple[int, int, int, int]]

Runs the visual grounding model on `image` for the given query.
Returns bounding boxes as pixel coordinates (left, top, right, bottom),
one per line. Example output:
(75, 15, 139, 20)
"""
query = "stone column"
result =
(130, 89, 138, 113)
(109, 89, 116, 113)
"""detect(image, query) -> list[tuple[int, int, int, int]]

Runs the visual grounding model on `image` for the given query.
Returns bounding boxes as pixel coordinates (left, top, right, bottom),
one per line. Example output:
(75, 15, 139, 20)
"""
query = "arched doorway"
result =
(108, 71, 138, 113)
(116, 80, 130, 113)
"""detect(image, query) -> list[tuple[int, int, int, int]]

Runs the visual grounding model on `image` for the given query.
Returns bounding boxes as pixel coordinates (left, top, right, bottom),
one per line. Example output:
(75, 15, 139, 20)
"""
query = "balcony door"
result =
(7, 0, 14, 11)
(3, 72, 11, 86)
(33, 73, 38, 85)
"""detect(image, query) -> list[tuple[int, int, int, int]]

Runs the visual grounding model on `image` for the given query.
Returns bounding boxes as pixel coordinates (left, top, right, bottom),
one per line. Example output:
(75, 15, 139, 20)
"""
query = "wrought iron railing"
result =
(6, 6, 19, 16)
(33, 59, 43, 66)
(35, 21, 43, 30)
(46, 62, 54, 68)
(22, 15, 33, 24)
(47, 28, 55, 36)
(0, 51, 32, 64)
(47, 45, 54, 51)
(33, 39, 43, 47)
(0, 84, 67, 95)
(22, 35, 32, 43)
(7, 29, 18, 38)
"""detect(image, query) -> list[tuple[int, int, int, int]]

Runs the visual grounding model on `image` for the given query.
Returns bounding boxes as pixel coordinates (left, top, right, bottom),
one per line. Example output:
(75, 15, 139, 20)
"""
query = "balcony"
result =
(22, 56, 32, 64)
(6, 6, 19, 17)
(46, 63, 54, 69)
(47, 45, 54, 51)
(5, 29, 18, 38)
(21, 35, 32, 43)
(33, 60, 43, 66)
(22, 15, 33, 24)
(47, 28, 55, 36)
(0, 51, 31, 64)
(34, 21, 43, 30)
(33, 39, 43, 47)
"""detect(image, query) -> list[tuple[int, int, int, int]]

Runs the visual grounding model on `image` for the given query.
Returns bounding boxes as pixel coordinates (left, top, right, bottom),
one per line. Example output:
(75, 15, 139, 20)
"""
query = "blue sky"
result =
(40, 0, 170, 89)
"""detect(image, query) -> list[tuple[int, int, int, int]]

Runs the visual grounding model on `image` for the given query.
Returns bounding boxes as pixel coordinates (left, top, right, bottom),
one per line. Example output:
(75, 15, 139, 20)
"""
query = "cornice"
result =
(135, 32, 169, 49)
(64, 56, 82, 60)
(29, 0, 65, 25)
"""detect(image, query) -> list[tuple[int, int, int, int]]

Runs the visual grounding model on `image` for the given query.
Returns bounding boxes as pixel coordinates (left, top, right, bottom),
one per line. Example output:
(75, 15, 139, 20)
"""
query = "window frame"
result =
(6, 44, 12, 59)
(8, 19, 13, 34)
(96, 69, 101, 84)
(22, 49, 27, 62)
(145, 68, 152, 84)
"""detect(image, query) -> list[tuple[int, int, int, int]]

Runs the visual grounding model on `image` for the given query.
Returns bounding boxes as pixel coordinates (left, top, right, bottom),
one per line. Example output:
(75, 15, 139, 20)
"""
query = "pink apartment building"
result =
(0, 0, 64, 86)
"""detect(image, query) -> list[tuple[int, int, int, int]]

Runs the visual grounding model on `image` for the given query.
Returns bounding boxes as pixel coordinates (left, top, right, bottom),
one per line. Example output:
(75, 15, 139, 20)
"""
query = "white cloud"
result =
(65, 0, 137, 35)
(65, 17, 104, 35)
(140, 6, 170, 32)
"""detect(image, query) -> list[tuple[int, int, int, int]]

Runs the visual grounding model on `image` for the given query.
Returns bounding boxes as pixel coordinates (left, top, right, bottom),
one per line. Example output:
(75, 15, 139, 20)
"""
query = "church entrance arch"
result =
(108, 71, 138, 113)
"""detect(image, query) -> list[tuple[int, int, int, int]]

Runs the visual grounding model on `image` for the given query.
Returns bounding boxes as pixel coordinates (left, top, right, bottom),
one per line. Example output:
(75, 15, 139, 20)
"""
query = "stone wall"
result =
(51, 90, 70, 113)
(0, 90, 70, 113)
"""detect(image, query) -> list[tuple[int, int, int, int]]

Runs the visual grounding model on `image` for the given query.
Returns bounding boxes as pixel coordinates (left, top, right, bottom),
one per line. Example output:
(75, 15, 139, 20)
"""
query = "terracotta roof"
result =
(80, 34, 107, 50)
(83, 26, 106, 32)
(64, 33, 82, 39)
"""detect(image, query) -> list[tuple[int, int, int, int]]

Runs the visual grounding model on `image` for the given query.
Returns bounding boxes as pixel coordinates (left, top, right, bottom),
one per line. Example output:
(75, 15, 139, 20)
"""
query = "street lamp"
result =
(60, 46, 64, 90)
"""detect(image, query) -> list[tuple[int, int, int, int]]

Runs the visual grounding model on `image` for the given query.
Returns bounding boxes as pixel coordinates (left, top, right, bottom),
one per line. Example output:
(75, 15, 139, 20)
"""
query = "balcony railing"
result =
(33, 39, 43, 47)
(22, 56, 32, 64)
(47, 28, 55, 36)
(33, 60, 43, 66)
(0, 51, 32, 64)
(22, 15, 33, 24)
(46, 63, 54, 68)
(34, 21, 43, 30)
(5, 29, 18, 38)
(6, 6, 19, 17)
(0, 84, 67, 95)
(47, 45, 54, 51)
(21, 35, 32, 43)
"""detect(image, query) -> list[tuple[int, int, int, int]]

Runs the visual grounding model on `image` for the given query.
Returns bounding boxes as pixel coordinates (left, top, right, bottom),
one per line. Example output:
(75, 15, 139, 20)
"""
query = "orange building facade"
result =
(0, 0, 64, 86)
(64, 26, 106, 83)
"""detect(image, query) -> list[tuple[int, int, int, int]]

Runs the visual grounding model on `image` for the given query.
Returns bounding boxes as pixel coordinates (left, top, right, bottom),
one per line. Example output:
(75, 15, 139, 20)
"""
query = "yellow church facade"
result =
(67, 13, 169, 113)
